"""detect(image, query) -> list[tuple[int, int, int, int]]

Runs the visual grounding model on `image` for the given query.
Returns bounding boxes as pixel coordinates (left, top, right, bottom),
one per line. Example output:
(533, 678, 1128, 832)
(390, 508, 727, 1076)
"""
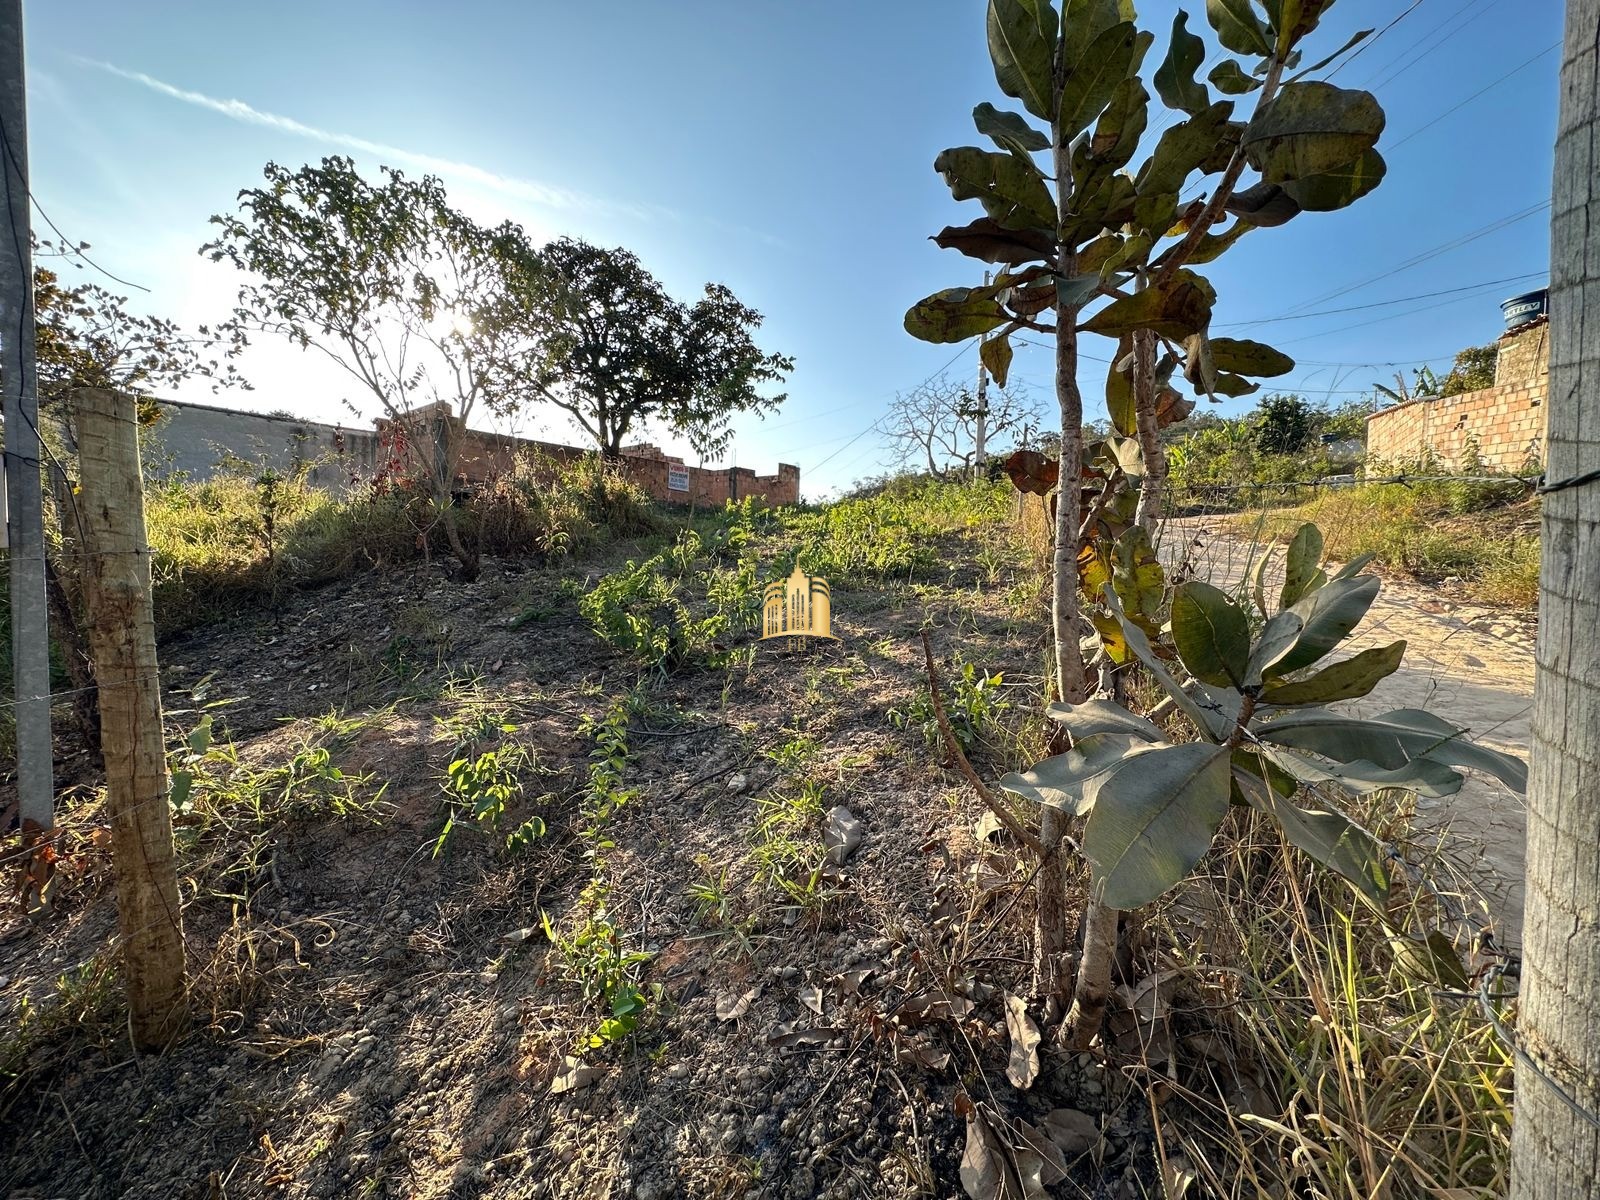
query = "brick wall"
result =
(1365, 318, 1549, 471)
(150, 396, 801, 506)
(377, 404, 800, 506)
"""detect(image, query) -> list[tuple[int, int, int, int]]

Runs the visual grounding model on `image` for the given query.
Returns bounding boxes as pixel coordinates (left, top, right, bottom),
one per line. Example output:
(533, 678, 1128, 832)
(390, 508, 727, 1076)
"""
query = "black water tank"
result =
(1501, 288, 1548, 330)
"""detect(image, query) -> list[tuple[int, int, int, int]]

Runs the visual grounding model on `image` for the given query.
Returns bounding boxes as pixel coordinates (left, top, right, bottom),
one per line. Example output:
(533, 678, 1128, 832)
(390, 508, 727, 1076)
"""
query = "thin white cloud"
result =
(75, 57, 668, 223)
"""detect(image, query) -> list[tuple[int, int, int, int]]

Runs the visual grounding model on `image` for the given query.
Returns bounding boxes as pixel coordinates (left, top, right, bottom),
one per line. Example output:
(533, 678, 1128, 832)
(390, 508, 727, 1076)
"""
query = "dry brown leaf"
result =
(1003, 993, 1041, 1090)
(550, 1055, 602, 1095)
(797, 984, 825, 1017)
(1041, 1108, 1099, 1158)
(716, 984, 761, 1021)
(823, 805, 863, 866)
(960, 1107, 1020, 1200)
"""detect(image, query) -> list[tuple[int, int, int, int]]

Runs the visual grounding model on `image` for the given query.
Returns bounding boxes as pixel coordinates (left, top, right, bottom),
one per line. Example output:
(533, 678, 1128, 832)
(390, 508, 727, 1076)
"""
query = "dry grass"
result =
(1240, 485, 1540, 608)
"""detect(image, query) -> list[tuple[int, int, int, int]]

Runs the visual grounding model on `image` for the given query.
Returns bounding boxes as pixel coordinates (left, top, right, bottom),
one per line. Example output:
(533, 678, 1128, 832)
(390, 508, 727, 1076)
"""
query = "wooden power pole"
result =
(75, 388, 186, 1049)
(0, 0, 54, 852)
(1510, 2, 1600, 1192)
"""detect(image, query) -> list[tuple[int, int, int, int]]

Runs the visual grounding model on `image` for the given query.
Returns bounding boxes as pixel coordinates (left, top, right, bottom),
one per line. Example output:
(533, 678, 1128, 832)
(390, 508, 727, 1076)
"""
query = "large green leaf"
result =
(1283, 148, 1387, 212)
(988, 0, 1058, 123)
(932, 218, 1055, 266)
(974, 102, 1052, 155)
(1106, 335, 1135, 436)
(1083, 743, 1232, 909)
(1060, 22, 1141, 139)
(1272, 574, 1378, 675)
(1079, 271, 1215, 339)
(1224, 181, 1302, 228)
(1112, 525, 1165, 623)
(1102, 585, 1219, 740)
(1243, 82, 1386, 184)
(1045, 697, 1166, 743)
(1210, 372, 1259, 397)
(977, 335, 1014, 389)
(998, 732, 1155, 814)
(1063, 0, 1136, 64)
(904, 287, 1008, 344)
(1154, 13, 1210, 116)
(1136, 101, 1238, 196)
(1055, 273, 1105, 309)
(1244, 609, 1304, 687)
(1206, 0, 1272, 55)
(1209, 337, 1295, 377)
(1209, 59, 1261, 95)
(935, 147, 1056, 231)
(1171, 580, 1251, 688)
(1289, 26, 1374, 76)
(1255, 707, 1528, 793)
(1234, 763, 1390, 905)
(1279, 522, 1326, 609)
(1263, 744, 1465, 799)
(1080, 78, 1151, 183)
(1272, 0, 1338, 53)
(1261, 640, 1405, 705)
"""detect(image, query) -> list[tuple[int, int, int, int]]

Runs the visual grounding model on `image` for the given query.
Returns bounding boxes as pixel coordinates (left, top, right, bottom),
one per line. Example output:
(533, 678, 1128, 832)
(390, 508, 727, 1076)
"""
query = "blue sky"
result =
(22, 0, 1563, 497)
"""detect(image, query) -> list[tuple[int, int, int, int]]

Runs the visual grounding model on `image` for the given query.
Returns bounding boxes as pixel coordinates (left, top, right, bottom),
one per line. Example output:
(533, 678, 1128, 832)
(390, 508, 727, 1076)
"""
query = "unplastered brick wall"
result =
(378, 405, 801, 506)
(1365, 317, 1548, 472)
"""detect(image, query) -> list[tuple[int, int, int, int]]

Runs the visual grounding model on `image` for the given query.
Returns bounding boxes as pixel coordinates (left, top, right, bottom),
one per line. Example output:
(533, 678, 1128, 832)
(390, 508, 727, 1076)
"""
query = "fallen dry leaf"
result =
(716, 985, 761, 1021)
(823, 805, 863, 866)
(550, 1055, 602, 1095)
(1041, 1108, 1099, 1158)
(1003, 992, 1041, 1090)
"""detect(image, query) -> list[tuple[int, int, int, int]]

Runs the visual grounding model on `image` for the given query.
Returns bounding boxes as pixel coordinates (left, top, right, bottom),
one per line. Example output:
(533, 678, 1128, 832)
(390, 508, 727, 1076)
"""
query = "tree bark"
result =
(74, 387, 187, 1051)
(1035, 110, 1091, 1004)
(1130, 329, 1167, 535)
(1510, 5, 1600, 1192)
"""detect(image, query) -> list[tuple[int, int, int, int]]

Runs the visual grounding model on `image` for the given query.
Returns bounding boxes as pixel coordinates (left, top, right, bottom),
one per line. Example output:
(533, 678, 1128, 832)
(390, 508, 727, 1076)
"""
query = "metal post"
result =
(974, 270, 990, 480)
(0, 0, 54, 845)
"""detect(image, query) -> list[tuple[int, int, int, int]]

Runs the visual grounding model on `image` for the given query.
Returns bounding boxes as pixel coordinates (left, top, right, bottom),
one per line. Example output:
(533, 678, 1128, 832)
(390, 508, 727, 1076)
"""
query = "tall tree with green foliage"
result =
(904, 0, 1389, 1018)
(527, 238, 793, 463)
(204, 157, 557, 579)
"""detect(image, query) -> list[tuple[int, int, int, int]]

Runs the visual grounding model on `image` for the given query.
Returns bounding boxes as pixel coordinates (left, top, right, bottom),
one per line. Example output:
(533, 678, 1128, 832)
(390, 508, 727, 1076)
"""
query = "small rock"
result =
(726, 772, 748, 795)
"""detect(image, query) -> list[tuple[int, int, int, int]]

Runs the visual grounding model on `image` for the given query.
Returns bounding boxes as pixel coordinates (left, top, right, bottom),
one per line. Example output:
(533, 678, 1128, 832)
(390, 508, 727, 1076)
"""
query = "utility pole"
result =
(1509, 2, 1600, 1192)
(973, 269, 990, 481)
(0, 0, 55, 856)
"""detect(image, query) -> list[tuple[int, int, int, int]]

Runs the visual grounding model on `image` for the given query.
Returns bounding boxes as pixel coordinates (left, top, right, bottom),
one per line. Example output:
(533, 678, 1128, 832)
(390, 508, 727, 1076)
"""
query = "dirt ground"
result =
(0, 507, 1536, 1199)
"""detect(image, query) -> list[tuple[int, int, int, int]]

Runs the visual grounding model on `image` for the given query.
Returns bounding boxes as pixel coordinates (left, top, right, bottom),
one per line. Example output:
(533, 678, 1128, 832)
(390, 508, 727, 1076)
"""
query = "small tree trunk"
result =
(44, 553, 99, 760)
(431, 410, 479, 581)
(1035, 114, 1091, 1003)
(1130, 329, 1167, 534)
(74, 387, 187, 1051)
(1509, 5, 1600, 1190)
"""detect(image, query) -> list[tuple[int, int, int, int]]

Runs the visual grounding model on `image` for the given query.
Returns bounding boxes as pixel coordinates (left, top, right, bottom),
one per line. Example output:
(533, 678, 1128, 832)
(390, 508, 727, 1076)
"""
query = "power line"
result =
(1214, 271, 1546, 327)
(1387, 40, 1560, 151)
(1257, 200, 1552, 324)
(0, 117, 149, 293)
(1325, 0, 1428, 81)
(1364, 0, 1502, 91)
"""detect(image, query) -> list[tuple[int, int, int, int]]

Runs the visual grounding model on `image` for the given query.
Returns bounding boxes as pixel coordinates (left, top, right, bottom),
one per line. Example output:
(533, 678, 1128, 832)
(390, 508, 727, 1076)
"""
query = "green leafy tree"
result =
(203, 156, 558, 579)
(903, 0, 1390, 1016)
(29, 240, 248, 758)
(527, 238, 793, 462)
(1436, 343, 1498, 397)
(1252, 391, 1315, 454)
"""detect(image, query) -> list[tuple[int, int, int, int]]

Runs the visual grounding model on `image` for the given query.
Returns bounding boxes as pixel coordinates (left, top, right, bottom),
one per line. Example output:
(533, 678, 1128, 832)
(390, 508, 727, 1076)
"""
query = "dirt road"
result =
(1168, 518, 1535, 944)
